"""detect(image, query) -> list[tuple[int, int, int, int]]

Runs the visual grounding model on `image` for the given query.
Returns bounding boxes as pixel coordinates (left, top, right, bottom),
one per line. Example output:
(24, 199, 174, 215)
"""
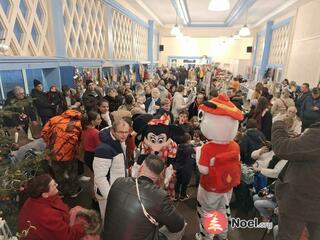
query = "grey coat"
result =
(272, 121, 320, 222)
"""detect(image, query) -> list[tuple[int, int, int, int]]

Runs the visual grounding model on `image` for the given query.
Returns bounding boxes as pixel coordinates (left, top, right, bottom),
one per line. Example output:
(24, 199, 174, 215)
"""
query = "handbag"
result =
(135, 177, 160, 240)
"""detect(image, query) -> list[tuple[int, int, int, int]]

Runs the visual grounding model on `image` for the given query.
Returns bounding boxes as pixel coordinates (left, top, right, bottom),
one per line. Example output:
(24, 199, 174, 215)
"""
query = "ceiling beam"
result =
(225, 0, 256, 26)
(134, 0, 164, 26)
(170, 0, 190, 25)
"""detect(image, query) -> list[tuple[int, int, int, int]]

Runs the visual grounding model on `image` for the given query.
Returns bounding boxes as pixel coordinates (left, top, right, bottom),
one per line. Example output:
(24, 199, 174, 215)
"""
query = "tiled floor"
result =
(65, 175, 274, 240)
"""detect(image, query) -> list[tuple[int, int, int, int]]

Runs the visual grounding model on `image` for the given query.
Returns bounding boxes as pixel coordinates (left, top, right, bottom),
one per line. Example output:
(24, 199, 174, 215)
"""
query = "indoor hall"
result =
(0, 0, 319, 240)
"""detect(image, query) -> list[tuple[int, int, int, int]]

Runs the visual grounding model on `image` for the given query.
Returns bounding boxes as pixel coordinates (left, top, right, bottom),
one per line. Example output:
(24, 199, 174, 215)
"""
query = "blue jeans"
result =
(253, 194, 277, 218)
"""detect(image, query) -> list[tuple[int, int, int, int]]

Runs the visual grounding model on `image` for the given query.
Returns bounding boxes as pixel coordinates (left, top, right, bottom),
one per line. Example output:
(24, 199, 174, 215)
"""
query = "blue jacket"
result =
(300, 96, 320, 121)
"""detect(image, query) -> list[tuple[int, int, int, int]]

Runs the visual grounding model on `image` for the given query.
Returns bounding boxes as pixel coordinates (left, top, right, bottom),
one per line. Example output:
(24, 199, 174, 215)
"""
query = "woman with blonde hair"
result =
(271, 88, 295, 117)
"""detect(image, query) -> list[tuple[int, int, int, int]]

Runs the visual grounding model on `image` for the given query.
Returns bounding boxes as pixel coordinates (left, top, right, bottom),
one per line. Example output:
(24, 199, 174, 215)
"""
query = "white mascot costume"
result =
(196, 94, 244, 240)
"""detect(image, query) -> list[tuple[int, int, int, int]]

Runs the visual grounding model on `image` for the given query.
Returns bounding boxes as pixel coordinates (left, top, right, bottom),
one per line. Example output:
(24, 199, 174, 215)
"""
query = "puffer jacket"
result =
(41, 109, 82, 161)
(93, 128, 127, 200)
(103, 176, 185, 240)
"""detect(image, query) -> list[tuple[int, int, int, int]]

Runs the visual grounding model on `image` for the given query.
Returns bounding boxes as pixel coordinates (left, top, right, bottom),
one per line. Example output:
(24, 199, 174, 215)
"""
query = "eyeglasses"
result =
(115, 131, 129, 135)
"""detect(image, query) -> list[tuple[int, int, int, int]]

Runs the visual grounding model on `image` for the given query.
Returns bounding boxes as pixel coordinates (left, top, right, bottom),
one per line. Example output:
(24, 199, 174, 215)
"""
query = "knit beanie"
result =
(33, 79, 42, 87)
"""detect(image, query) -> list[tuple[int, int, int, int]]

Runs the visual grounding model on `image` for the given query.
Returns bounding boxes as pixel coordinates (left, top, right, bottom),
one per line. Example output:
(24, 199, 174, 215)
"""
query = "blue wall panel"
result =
(59, 66, 74, 87)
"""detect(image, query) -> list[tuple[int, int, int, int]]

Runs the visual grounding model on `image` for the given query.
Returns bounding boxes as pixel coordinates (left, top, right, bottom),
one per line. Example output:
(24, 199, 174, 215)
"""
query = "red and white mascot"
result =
(196, 94, 244, 240)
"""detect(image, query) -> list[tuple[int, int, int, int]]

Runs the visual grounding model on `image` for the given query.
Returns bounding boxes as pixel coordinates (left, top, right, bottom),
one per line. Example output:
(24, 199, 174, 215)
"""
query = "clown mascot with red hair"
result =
(195, 94, 244, 240)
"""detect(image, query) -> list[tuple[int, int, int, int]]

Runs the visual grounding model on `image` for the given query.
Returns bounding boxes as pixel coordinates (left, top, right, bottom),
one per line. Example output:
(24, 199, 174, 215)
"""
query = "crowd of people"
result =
(2, 65, 320, 240)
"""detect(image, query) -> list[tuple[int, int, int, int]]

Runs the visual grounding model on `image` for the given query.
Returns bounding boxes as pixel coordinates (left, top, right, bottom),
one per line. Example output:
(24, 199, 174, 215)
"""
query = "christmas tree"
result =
(0, 100, 45, 233)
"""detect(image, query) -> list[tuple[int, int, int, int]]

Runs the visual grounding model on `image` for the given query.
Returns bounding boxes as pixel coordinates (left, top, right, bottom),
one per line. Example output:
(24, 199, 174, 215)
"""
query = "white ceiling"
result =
(122, 0, 308, 28)
(186, 0, 239, 23)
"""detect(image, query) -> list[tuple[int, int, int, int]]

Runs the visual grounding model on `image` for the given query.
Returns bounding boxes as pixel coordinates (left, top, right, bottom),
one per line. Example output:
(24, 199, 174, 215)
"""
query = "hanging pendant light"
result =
(239, 25, 250, 37)
(171, 24, 180, 36)
(208, 0, 230, 11)
(171, 14, 181, 36)
(239, 10, 250, 37)
(233, 34, 240, 40)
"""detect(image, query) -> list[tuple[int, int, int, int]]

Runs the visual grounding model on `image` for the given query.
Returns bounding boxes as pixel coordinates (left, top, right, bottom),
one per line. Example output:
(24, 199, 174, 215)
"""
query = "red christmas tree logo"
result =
(203, 210, 228, 235)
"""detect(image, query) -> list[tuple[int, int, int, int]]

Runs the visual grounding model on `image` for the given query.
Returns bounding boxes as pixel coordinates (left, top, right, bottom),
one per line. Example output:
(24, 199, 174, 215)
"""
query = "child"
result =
(174, 133, 195, 201)
(176, 110, 192, 134)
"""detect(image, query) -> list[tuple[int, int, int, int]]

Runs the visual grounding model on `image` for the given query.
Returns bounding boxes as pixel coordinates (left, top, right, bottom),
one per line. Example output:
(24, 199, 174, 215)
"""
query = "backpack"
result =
(208, 150, 241, 193)
(42, 110, 82, 161)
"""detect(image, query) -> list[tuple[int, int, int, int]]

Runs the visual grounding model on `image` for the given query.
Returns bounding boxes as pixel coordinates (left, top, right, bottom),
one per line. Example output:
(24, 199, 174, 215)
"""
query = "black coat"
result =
(174, 144, 195, 174)
(103, 176, 185, 240)
(188, 101, 199, 120)
(239, 128, 266, 165)
(104, 95, 122, 112)
(82, 89, 103, 112)
(30, 89, 54, 117)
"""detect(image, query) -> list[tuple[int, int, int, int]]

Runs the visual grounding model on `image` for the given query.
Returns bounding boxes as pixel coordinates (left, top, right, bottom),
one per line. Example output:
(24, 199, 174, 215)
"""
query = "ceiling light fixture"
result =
(0, 38, 9, 54)
(233, 34, 240, 40)
(239, 25, 250, 37)
(208, 0, 230, 11)
(239, 10, 251, 37)
(171, 24, 181, 36)
(171, 14, 181, 36)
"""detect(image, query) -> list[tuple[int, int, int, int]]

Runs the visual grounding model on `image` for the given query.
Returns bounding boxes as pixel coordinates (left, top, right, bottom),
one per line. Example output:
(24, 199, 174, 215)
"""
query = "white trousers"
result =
(197, 185, 232, 240)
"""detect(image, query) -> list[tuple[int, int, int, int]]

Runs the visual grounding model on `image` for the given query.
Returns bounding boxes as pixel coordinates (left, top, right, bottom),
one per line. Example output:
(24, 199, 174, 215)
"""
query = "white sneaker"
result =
(78, 175, 90, 181)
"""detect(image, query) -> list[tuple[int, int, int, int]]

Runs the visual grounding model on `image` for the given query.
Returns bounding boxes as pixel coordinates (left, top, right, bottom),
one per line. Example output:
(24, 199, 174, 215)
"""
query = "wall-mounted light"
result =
(0, 38, 9, 54)
(208, 0, 230, 11)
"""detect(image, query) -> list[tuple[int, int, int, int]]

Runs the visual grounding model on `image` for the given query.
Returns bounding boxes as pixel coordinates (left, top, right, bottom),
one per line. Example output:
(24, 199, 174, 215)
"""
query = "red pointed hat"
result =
(199, 94, 244, 121)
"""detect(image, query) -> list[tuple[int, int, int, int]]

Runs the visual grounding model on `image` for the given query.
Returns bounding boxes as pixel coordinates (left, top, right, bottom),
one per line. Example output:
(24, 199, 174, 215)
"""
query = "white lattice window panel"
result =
(269, 25, 290, 65)
(62, 0, 107, 59)
(255, 36, 265, 66)
(112, 10, 132, 60)
(133, 24, 147, 61)
(0, 0, 53, 56)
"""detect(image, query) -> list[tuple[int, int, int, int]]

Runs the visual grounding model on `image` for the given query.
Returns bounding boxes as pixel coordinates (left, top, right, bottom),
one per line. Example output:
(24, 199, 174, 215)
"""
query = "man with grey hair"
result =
(145, 88, 161, 115)
(93, 119, 130, 222)
(3, 86, 37, 134)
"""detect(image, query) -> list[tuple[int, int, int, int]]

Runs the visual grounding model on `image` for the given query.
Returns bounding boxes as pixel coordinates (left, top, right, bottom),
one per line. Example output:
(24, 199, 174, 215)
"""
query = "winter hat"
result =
(33, 79, 42, 87)
(86, 79, 94, 87)
(199, 94, 244, 121)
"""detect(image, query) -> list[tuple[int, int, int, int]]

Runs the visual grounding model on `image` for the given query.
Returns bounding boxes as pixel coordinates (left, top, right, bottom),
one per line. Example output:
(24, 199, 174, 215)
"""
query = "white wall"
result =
(286, 0, 320, 87)
(159, 37, 253, 76)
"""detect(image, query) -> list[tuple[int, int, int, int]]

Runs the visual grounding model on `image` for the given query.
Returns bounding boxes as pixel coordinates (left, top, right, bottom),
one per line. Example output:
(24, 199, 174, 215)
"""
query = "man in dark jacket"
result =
(295, 82, 311, 116)
(300, 87, 320, 131)
(145, 88, 161, 115)
(82, 80, 103, 112)
(239, 119, 266, 165)
(272, 118, 320, 239)
(103, 154, 185, 240)
(227, 87, 243, 110)
(30, 79, 54, 125)
(188, 92, 205, 120)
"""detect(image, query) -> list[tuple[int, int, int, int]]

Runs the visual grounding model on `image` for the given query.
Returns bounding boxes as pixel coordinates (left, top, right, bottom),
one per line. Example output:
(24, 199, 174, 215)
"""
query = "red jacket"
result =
(18, 195, 85, 240)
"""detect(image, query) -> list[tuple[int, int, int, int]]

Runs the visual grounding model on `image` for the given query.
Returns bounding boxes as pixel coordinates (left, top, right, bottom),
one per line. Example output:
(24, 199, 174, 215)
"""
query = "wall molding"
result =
(293, 34, 320, 43)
